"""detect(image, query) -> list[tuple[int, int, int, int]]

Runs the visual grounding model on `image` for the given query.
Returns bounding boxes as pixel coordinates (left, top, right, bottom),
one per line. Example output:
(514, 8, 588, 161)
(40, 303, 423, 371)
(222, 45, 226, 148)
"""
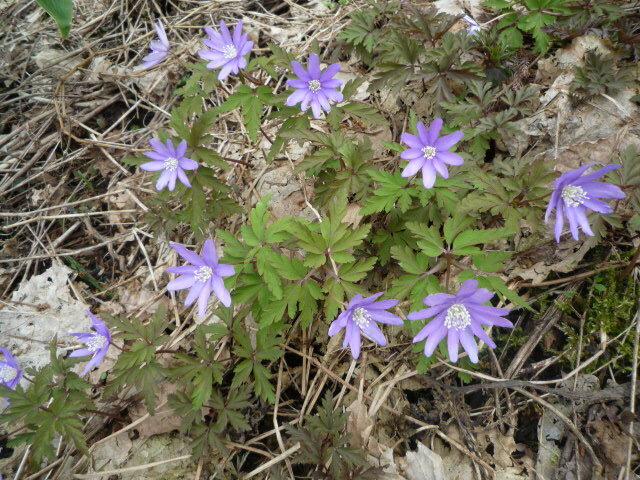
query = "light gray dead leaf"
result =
(401, 442, 448, 480)
(347, 398, 374, 448)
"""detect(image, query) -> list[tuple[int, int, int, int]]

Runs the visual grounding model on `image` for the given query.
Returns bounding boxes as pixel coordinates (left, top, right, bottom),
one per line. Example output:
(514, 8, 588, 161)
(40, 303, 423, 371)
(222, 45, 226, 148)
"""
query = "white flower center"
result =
(561, 185, 588, 207)
(444, 304, 471, 331)
(422, 146, 436, 160)
(164, 157, 179, 171)
(86, 334, 108, 353)
(0, 364, 18, 383)
(308, 79, 321, 93)
(222, 44, 237, 59)
(352, 307, 372, 330)
(194, 266, 213, 282)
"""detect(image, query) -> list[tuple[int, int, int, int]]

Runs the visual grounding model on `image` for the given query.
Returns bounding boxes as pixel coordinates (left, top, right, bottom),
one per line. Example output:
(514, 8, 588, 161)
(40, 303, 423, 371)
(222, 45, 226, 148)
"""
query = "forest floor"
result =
(0, 0, 639, 479)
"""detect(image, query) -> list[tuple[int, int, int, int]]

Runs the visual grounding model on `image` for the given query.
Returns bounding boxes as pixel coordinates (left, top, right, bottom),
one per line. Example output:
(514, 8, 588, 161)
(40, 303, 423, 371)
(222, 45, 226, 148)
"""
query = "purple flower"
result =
(545, 163, 625, 242)
(69, 312, 111, 376)
(0, 346, 21, 391)
(142, 20, 169, 68)
(167, 240, 235, 316)
(400, 119, 464, 189)
(461, 15, 480, 35)
(286, 53, 343, 119)
(198, 20, 253, 80)
(140, 139, 198, 191)
(408, 280, 513, 363)
(328, 293, 403, 360)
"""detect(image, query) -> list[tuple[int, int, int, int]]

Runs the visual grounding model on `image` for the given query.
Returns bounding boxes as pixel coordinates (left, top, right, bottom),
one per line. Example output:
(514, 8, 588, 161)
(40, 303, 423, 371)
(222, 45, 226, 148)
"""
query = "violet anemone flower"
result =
(69, 312, 111, 376)
(461, 15, 480, 35)
(546, 163, 625, 242)
(198, 20, 253, 80)
(0, 346, 21, 391)
(286, 53, 343, 119)
(167, 239, 235, 317)
(328, 293, 403, 360)
(408, 280, 513, 363)
(400, 119, 464, 188)
(142, 20, 169, 68)
(140, 139, 198, 191)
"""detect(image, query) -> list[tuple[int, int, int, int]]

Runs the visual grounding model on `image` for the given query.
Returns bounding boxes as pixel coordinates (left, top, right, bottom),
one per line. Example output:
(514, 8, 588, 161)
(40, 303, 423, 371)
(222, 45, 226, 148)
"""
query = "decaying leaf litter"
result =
(0, 0, 639, 479)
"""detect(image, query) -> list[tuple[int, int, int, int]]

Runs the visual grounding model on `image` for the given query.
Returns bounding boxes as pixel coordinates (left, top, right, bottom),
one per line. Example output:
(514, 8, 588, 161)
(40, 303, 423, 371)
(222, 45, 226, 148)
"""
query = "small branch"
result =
(260, 125, 274, 145)
(222, 156, 251, 167)
(619, 243, 640, 280)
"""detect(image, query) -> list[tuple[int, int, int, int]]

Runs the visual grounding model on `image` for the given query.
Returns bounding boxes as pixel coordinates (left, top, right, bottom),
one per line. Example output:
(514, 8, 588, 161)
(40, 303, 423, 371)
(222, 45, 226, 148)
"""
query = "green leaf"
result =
(406, 223, 443, 257)
(481, 275, 532, 310)
(36, 0, 73, 38)
(452, 227, 513, 251)
(390, 245, 429, 275)
(214, 85, 264, 142)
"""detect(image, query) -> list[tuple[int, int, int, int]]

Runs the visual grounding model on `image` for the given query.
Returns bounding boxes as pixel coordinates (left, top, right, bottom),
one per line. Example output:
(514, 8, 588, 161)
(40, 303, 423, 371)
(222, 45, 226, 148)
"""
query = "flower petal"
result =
(401, 148, 425, 160)
(348, 323, 361, 359)
(310, 98, 322, 119)
(219, 20, 232, 44)
(149, 138, 169, 154)
(320, 63, 341, 81)
(426, 118, 443, 144)
(285, 88, 309, 107)
(176, 140, 187, 158)
(470, 322, 497, 348)
(368, 310, 403, 325)
(434, 130, 464, 150)
(436, 151, 464, 166)
(184, 281, 205, 307)
(447, 329, 459, 362)
(565, 206, 580, 240)
(155, 170, 171, 190)
(401, 159, 424, 178)
(322, 79, 342, 89)
(407, 304, 448, 321)
(360, 321, 386, 346)
(401, 133, 424, 149)
(290, 61, 309, 81)
(424, 293, 455, 307)
(215, 264, 235, 277)
(582, 182, 625, 199)
(421, 164, 437, 189)
(582, 198, 612, 213)
(218, 62, 235, 80)
(413, 315, 446, 343)
(329, 311, 350, 336)
(211, 276, 231, 307)
(416, 122, 430, 144)
(197, 283, 212, 317)
(201, 239, 218, 265)
(573, 164, 621, 184)
(167, 265, 198, 274)
(459, 329, 479, 363)
(170, 243, 205, 266)
(143, 151, 167, 161)
(573, 207, 594, 236)
(554, 202, 564, 242)
(545, 189, 560, 223)
(307, 53, 321, 78)
(167, 274, 196, 291)
(432, 158, 449, 178)
(287, 79, 309, 89)
(424, 325, 448, 357)
(366, 299, 398, 311)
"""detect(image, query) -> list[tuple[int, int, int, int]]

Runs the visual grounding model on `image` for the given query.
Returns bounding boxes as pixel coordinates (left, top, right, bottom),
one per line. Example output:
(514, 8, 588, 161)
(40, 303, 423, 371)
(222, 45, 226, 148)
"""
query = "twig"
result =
(72, 454, 191, 478)
(625, 303, 640, 480)
(512, 387, 602, 475)
(243, 443, 300, 480)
